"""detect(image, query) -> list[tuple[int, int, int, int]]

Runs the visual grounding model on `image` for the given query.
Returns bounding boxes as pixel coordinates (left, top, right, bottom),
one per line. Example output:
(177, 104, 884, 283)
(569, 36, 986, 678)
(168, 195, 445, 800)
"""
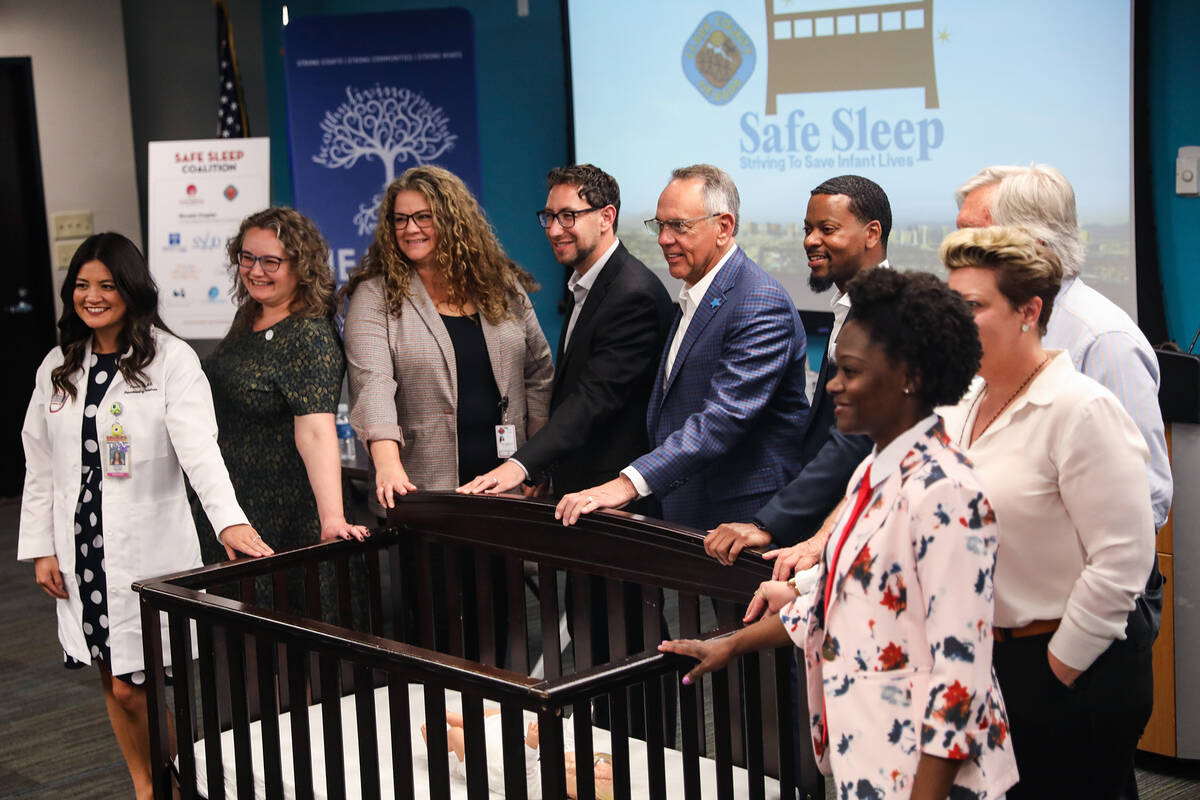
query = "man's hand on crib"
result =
(555, 476, 637, 525)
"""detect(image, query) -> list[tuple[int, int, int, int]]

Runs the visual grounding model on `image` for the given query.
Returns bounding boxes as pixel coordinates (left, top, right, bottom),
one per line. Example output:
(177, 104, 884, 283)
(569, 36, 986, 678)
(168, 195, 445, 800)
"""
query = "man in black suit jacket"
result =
(704, 175, 891, 567)
(458, 164, 673, 497)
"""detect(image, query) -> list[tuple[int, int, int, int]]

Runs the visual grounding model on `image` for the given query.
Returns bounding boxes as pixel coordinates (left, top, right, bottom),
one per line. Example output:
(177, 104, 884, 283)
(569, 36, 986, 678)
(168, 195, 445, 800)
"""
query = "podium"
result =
(1140, 350, 1200, 757)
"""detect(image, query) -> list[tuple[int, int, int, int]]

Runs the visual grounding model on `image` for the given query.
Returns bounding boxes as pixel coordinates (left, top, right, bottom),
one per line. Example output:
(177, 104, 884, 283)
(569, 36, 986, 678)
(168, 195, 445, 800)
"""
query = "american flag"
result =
(216, 0, 248, 138)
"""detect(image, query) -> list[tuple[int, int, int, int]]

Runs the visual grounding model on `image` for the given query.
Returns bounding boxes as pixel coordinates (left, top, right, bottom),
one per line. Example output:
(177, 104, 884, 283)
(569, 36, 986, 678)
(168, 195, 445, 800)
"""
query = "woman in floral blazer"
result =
(661, 269, 1018, 799)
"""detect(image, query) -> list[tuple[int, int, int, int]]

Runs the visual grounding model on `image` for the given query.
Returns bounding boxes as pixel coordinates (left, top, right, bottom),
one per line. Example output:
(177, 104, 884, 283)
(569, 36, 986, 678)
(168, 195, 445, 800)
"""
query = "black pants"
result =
(992, 623, 1153, 800)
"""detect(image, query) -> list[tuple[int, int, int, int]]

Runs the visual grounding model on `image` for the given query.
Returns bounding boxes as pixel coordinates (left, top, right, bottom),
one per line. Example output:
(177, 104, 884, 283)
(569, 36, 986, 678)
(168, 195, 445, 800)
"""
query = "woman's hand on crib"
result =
(742, 579, 797, 623)
(658, 636, 735, 685)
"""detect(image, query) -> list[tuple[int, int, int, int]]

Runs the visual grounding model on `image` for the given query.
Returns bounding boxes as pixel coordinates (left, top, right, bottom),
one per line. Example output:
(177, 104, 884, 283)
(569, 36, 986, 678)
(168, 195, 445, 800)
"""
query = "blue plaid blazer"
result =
(631, 246, 809, 530)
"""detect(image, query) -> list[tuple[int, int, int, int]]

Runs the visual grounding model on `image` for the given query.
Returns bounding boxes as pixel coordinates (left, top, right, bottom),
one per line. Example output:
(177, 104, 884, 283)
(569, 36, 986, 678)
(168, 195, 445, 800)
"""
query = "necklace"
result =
(972, 355, 1050, 444)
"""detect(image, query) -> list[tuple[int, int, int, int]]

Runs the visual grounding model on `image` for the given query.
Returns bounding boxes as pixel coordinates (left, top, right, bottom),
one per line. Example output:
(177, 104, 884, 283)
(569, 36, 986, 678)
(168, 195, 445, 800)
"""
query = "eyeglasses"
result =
(237, 251, 288, 273)
(388, 211, 435, 230)
(643, 214, 721, 236)
(536, 207, 601, 229)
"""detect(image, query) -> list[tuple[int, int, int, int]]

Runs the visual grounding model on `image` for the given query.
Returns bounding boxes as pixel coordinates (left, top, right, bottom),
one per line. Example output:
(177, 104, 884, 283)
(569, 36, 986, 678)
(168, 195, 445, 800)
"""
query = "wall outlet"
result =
(52, 210, 93, 240)
(55, 238, 86, 269)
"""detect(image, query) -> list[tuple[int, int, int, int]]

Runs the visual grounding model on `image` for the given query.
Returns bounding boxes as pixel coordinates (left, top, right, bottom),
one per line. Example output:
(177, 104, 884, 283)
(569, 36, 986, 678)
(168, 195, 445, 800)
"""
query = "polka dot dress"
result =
(63, 353, 146, 687)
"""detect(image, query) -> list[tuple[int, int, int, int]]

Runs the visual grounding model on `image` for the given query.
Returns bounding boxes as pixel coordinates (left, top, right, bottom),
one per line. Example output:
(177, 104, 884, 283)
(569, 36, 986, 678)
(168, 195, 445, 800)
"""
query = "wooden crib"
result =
(135, 493, 822, 799)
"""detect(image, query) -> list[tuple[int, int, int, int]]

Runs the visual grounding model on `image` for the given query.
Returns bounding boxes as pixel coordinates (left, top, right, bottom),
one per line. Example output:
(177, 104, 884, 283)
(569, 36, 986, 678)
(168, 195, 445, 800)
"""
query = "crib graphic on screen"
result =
(763, 0, 939, 114)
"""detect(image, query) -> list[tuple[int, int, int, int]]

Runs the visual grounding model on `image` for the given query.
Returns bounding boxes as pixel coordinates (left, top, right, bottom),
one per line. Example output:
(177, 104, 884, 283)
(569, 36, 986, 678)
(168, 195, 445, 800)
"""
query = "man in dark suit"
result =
(458, 164, 673, 497)
(704, 175, 891, 566)
(556, 164, 809, 531)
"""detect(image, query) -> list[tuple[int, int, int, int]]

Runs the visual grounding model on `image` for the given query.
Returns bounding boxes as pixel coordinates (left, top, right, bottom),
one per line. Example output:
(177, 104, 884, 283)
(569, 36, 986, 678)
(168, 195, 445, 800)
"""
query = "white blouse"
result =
(939, 350, 1154, 672)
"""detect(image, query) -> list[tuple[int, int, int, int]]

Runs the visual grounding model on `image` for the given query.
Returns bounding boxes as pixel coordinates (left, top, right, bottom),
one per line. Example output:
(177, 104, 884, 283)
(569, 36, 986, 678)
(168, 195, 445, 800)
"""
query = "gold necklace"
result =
(972, 356, 1050, 443)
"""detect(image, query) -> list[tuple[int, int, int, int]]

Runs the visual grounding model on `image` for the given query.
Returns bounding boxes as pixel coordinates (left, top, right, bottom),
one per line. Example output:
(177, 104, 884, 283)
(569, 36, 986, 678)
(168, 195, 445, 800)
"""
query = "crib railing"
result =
(136, 493, 823, 799)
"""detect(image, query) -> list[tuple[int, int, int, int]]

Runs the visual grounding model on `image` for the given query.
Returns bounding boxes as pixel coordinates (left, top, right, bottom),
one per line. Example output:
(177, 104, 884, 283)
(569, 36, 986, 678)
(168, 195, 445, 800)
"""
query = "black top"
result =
(440, 313, 502, 483)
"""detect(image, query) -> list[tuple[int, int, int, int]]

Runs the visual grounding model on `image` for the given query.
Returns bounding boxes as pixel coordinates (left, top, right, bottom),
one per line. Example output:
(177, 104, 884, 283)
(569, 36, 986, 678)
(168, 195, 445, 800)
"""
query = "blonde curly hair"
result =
(939, 225, 1063, 335)
(342, 165, 537, 324)
(225, 207, 335, 330)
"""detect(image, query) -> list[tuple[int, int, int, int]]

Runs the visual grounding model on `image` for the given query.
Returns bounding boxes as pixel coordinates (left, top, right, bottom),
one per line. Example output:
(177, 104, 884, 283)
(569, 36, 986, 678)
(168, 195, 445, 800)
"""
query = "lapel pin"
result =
(710, 297, 723, 309)
(265, 329, 275, 341)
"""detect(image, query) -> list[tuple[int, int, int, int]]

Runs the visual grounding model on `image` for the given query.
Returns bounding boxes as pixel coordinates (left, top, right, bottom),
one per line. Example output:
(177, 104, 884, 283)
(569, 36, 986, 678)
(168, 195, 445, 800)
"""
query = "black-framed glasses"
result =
(387, 211, 435, 230)
(643, 213, 721, 236)
(536, 207, 601, 229)
(236, 251, 288, 273)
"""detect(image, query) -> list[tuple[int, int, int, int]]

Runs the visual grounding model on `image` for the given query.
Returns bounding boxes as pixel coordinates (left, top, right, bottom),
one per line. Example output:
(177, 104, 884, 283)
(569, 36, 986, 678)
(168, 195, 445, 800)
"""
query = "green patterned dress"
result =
(197, 315, 345, 567)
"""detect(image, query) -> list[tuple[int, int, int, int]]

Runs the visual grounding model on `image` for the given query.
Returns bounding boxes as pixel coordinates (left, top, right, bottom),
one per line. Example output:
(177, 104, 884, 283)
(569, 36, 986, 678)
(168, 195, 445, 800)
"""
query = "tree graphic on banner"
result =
(313, 84, 458, 235)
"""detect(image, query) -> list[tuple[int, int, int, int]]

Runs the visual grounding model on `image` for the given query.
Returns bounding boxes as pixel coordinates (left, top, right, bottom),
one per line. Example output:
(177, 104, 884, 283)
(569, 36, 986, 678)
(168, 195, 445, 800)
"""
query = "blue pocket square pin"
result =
(710, 297, 723, 309)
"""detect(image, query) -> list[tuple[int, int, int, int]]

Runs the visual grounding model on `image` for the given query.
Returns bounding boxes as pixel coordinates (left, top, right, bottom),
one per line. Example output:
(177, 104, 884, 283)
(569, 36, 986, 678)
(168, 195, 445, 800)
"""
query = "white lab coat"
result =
(18, 329, 248, 675)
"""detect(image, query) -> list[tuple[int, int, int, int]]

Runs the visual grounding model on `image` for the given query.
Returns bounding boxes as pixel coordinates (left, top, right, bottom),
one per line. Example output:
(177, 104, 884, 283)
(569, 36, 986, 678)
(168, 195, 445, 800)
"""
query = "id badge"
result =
(495, 424, 516, 458)
(105, 434, 131, 478)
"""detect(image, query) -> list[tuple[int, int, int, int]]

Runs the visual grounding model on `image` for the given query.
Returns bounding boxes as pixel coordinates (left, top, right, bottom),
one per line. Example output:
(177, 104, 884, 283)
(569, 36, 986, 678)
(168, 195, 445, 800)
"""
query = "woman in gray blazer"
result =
(343, 166, 553, 511)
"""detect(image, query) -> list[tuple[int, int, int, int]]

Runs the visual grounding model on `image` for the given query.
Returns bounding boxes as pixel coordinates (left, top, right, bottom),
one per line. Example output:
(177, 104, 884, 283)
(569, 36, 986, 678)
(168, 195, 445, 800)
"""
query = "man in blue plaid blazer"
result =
(556, 165, 809, 530)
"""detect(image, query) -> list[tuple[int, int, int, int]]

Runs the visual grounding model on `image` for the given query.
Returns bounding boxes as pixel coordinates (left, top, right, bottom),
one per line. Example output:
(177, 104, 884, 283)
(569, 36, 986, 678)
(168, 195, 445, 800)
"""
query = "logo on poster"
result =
(224, 184, 238, 201)
(180, 184, 203, 206)
(208, 286, 222, 302)
(682, 13, 755, 106)
(172, 288, 187, 298)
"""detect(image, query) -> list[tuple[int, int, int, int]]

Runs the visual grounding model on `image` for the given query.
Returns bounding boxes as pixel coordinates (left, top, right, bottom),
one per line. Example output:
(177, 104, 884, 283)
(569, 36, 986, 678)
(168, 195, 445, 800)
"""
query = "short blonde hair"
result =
(940, 225, 1063, 335)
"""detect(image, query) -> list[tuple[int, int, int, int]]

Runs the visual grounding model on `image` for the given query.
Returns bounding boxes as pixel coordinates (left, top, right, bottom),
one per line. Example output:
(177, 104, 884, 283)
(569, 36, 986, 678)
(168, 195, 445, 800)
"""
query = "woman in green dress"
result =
(199, 207, 367, 567)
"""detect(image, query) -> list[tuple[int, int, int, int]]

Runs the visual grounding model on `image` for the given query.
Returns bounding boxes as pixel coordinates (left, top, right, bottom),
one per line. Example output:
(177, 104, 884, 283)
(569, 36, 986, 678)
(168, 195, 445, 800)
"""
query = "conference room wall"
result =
(0, 0, 142, 321)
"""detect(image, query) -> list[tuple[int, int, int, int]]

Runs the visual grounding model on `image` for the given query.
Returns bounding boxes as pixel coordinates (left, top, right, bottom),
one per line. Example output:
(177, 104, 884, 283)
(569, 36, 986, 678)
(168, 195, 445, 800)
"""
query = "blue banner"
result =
(284, 8, 480, 284)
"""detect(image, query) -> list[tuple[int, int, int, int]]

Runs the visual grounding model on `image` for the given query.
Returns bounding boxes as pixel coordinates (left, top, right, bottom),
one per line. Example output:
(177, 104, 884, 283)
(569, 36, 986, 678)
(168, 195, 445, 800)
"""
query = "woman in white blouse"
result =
(939, 225, 1155, 800)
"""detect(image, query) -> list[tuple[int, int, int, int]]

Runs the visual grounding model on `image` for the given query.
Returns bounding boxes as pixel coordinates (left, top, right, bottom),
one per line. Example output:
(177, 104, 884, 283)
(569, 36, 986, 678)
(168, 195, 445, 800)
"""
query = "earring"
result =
(903, 387, 912, 396)
(1021, 323, 1030, 332)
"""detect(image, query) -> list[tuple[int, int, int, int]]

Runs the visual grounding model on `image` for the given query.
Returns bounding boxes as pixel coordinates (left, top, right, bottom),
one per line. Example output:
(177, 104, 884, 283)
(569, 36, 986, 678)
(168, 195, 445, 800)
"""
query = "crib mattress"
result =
(188, 684, 781, 799)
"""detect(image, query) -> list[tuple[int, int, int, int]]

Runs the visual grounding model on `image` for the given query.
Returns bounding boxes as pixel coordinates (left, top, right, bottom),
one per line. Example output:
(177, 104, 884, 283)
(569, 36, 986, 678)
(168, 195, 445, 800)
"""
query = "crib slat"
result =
(537, 708, 566, 799)
(758, 647, 781, 783)
(286, 644, 314, 798)
(167, 614, 197, 799)
(717, 601, 746, 768)
(396, 537, 419, 643)
(606, 578, 628, 660)
(572, 700, 596, 800)
(571, 573, 593, 670)
(387, 673, 415, 800)
(444, 545, 465, 657)
(336, 554, 354, 628)
(499, 703, 528, 800)
(712, 665, 735, 800)
(773, 647, 797, 800)
(320, 654, 346, 799)
(473, 549, 496, 666)
(641, 587, 667, 799)
(743, 650, 766, 800)
(606, 689, 632, 799)
(461, 692, 488, 798)
(353, 665, 381, 800)
(679, 669, 702, 800)
(417, 539, 437, 649)
(140, 602, 171, 800)
(365, 549, 384, 635)
(305, 561, 322, 622)
(255, 636, 284, 800)
(423, 684, 451, 800)
(225, 630, 255, 799)
(678, 591, 706, 757)
(196, 621, 225, 800)
(506, 557, 528, 674)
(538, 563, 561, 679)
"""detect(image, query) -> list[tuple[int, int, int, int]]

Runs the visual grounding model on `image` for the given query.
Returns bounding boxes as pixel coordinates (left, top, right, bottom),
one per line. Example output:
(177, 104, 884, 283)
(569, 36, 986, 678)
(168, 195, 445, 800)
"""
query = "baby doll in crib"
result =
(422, 708, 615, 799)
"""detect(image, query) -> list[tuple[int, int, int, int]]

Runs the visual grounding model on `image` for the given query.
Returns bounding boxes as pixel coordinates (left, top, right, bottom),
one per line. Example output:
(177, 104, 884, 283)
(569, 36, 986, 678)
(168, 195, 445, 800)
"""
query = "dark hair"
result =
(342, 165, 537, 325)
(811, 175, 892, 250)
(845, 269, 980, 409)
(225, 207, 335, 332)
(51, 232, 170, 400)
(547, 164, 621, 233)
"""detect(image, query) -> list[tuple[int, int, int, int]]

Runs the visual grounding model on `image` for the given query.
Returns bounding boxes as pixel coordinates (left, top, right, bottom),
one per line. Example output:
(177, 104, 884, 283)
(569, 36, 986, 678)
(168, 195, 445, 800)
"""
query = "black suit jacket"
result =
(752, 343, 873, 546)
(513, 243, 674, 493)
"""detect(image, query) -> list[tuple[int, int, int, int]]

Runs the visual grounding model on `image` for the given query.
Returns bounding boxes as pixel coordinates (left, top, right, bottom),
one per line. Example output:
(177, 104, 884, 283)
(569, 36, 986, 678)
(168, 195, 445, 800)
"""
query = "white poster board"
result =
(147, 138, 270, 339)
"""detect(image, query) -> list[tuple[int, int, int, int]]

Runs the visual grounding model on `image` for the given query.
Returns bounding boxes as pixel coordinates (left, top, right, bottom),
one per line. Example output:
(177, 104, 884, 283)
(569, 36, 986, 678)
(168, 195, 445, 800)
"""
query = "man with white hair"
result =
(955, 164, 1171, 532)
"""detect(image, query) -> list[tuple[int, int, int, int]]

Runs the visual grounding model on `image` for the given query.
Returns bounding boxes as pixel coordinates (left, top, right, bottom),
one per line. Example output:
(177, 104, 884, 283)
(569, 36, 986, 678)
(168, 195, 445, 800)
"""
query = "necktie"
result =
(823, 464, 874, 619)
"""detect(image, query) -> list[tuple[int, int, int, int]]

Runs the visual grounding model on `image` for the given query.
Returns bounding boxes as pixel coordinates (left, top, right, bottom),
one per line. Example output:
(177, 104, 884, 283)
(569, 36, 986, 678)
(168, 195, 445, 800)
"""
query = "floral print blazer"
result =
(781, 419, 1018, 799)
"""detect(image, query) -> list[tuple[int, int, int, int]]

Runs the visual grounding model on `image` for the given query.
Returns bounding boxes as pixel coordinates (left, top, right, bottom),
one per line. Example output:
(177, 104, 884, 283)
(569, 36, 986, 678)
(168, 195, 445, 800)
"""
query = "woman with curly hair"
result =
(662, 269, 1018, 800)
(18, 233, 270, 798)
(199, 207, 367, 567)
(342, 165, 553, 507)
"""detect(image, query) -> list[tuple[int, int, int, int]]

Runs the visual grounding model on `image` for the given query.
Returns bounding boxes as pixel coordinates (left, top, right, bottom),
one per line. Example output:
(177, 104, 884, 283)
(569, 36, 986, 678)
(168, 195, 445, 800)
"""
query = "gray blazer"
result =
(344, 274, 553, 490)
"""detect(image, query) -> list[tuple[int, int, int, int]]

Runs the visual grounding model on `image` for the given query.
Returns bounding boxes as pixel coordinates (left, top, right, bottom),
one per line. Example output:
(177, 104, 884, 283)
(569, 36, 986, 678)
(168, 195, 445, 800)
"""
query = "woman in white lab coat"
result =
(17, 232, 274, 800)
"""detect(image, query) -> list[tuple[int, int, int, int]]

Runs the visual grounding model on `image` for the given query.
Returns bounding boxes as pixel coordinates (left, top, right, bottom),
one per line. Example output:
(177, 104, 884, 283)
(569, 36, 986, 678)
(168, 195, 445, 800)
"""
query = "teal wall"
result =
(260, 0, 1200, 357)
(259, 0, 570, 351)
(1149, 0, 1200, 347)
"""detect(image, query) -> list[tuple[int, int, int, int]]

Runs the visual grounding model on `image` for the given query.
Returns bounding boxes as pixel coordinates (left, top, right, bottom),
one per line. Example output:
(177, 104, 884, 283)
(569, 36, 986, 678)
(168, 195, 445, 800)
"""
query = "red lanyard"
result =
(823, 464, 873, 619)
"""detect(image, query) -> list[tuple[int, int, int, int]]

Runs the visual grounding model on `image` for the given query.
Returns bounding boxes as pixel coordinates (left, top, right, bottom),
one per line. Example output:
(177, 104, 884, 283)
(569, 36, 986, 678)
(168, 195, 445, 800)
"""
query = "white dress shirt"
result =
(827, 259, 888, 363)
(938, 351, 1155, 672)
(562, 238, 620, 349)
(621, 244, 736, 498)
(1043, 276, 1172, 529)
